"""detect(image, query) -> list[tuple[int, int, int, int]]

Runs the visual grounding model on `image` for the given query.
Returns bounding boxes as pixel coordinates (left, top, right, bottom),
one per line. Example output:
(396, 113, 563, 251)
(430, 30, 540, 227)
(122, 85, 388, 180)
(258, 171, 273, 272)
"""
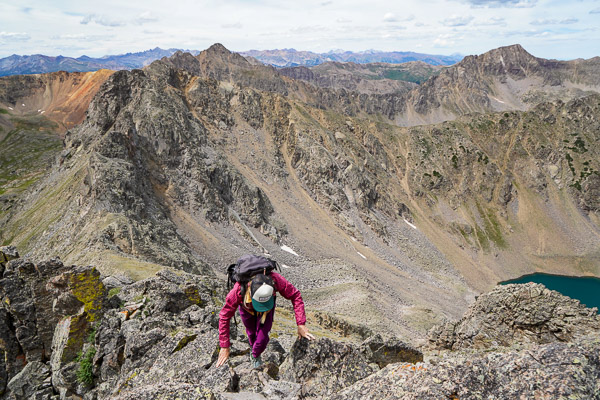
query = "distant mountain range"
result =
(239, 49, 464, 67)
(0, 47, 462, 77)
(0, 47, 200, 77)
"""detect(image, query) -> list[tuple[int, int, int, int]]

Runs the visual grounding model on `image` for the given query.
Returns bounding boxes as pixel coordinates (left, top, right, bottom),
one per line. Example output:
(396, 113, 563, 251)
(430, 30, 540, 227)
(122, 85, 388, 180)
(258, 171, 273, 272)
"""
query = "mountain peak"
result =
(205, 43, 231, 55)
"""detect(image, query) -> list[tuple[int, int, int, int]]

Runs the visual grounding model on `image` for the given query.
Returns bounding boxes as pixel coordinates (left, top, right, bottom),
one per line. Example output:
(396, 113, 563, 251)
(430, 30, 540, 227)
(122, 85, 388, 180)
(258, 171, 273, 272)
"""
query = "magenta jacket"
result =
(218, 272, 307, 348)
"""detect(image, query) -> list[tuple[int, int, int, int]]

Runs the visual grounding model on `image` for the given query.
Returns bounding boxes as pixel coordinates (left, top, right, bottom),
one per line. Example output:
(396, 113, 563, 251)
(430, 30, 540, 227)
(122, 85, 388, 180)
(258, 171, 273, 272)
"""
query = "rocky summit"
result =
(0, 253, 598, 399)
(1, 42, 600, 398)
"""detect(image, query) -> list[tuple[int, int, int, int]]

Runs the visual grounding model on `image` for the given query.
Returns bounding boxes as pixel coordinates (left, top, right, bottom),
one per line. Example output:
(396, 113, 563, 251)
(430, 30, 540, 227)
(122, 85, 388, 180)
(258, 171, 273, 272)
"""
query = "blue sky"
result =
(1, 0, 599, 59)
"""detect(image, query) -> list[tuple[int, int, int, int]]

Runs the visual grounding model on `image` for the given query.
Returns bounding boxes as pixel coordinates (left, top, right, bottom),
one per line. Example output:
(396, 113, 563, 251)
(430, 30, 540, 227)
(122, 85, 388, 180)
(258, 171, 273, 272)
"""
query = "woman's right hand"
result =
(216, 347, 230, 367)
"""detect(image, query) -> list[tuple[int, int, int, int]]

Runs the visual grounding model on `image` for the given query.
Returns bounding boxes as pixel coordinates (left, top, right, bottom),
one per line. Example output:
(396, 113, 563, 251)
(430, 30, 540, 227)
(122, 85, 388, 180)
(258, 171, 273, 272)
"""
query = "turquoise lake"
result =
(501, 273, 600, 313)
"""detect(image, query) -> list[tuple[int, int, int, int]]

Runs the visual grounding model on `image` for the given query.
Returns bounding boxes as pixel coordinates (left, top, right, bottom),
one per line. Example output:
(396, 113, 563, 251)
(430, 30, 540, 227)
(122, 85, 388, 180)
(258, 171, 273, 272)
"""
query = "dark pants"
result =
(238, 300, 275, 358)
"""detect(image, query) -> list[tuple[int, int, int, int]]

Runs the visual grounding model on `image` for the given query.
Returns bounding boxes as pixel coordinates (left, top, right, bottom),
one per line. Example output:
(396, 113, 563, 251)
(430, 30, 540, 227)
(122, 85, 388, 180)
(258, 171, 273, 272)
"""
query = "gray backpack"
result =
(226, 254, 280, 293)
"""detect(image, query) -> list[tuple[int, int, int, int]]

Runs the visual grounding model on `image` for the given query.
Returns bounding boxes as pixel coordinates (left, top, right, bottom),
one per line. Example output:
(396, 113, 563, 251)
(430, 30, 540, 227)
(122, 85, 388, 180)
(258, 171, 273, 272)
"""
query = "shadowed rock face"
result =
(1, 256, 599, 399)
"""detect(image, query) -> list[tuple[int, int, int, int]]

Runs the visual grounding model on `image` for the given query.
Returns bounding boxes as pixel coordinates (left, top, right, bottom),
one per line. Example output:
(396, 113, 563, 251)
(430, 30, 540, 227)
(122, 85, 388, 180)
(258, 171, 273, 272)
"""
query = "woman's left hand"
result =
(297, 324, 315, 340)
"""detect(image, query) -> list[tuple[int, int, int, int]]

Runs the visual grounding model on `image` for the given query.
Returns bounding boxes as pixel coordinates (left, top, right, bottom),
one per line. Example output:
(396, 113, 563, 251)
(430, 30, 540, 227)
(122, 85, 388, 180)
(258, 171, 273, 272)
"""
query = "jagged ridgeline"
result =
(1, 43, 600, 341)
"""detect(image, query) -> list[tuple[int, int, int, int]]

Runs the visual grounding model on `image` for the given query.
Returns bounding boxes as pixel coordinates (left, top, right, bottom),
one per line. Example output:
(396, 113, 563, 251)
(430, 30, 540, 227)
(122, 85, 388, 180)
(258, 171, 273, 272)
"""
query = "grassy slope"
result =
(0, 113, 62, 220)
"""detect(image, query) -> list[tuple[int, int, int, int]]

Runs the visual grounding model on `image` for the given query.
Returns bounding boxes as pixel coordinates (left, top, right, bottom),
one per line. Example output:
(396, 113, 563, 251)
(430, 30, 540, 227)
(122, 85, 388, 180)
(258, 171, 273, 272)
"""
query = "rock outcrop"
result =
(331, 282, 600, 400)
(1, 253, 600, 399)
(0, 255, 424, 399)
(332, 337, 600, 400)
(428, 282, 600, 350)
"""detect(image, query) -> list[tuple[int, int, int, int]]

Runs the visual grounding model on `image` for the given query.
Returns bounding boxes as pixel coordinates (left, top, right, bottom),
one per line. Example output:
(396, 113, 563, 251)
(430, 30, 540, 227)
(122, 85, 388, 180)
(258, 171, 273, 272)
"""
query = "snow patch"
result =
(357, 251, 367, 260)
(8, 107, 13, 110)
(490, 96, 505, 104)
(404, 219, 417, 230)
(40, 111, 45, 114)
(21, 104, 25, 107)
(281, 264, 291, 269)
(281, 245, 299, 256)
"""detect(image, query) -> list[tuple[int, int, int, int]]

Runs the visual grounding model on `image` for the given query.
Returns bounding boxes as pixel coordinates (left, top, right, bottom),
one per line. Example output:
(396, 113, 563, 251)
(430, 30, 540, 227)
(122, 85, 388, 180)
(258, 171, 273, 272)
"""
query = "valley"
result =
(0, 44, 599, 341)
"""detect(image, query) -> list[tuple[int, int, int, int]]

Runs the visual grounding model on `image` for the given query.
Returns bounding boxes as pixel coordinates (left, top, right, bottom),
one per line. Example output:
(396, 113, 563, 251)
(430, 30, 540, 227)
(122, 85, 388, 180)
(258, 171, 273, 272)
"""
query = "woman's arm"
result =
(271, 272, 307, 326)
(218, 284, 242, 349)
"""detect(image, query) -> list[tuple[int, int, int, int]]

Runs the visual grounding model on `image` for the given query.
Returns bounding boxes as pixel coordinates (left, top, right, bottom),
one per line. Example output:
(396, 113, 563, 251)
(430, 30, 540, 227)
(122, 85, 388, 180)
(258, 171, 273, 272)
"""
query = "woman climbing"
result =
(216, 254, 315, 368)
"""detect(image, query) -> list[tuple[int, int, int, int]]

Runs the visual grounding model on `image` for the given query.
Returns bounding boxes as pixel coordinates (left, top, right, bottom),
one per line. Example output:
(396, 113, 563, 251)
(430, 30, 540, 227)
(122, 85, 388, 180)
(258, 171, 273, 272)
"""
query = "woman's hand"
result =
(216, 347, 230, 367)
(297, 324, 315, 340)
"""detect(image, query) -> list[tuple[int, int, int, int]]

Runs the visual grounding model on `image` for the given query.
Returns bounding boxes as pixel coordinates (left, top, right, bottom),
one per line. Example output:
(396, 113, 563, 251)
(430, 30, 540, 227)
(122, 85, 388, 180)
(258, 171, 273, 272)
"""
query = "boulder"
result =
(0, 246, 19, 269)
(5, 361, 50, 400)
(261, 379, 301, 400)
(332, 336, 600, 400)
(359, 334, 423, 368)
(429, 283, 600, 350)
(279, 338, 375, 398)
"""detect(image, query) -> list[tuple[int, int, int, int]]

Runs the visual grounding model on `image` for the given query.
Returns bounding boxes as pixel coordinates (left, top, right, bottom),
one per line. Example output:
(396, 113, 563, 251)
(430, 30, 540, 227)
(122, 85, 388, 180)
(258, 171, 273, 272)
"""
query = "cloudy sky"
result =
(1, 0, 599, 60)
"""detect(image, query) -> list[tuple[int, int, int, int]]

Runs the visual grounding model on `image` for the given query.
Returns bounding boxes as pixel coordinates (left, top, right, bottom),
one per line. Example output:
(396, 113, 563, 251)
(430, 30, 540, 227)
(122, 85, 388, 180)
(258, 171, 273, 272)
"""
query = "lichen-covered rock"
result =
(261, 379, 301, 400)
(0, 246, 19, 269)
(428, 283, 600, 350)
(5, 361, 50, 400)
(332, 336, 600, 400)
(279, 338, 376, 398)
(359, 334, 423, 368)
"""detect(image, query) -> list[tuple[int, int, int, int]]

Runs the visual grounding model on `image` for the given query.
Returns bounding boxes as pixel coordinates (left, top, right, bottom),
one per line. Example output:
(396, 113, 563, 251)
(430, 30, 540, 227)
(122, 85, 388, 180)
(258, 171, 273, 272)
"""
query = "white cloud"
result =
(531, 18, 578, 25)
(475, 17, 506, 26)
(441, 15, 474, 26)
(383, 13, 398, 22)
(80, 14, 125, 27)
(51, 33, 109, 41)
(222, 22, 243, 29)
(0, 31, 30, 41)
(135, 11, 158, 25)
(589, 7, 600, 14)
(434, 34, 456, 47)
(463, 0, 537, 7)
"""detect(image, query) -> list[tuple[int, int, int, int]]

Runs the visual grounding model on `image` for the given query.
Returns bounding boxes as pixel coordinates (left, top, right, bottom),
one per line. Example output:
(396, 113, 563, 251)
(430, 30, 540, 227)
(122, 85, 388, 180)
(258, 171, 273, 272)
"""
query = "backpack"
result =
(227, 254, 281, 295)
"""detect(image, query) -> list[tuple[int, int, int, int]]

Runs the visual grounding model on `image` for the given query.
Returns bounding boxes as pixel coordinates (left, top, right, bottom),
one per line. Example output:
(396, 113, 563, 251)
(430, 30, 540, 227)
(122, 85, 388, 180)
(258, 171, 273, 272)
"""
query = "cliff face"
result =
(0, 254, 598, 399)
(0, 70, 114, 133)
(397, 44, 600, 125)
(1, 44, 600, 344)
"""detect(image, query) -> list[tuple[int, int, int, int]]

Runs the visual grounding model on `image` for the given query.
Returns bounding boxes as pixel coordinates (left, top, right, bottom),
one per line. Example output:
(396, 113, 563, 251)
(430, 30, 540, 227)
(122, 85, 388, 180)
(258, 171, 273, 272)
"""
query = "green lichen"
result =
(63, 313, 90, 362)
(69, 269, 106, 322)
(183, 285, 205, 306)
(172, 334, 198, 353)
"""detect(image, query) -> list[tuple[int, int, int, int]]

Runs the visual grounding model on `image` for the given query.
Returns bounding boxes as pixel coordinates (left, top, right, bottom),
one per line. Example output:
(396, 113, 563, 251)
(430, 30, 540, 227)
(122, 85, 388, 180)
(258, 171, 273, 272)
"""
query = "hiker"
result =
(216, 255, 315, 368)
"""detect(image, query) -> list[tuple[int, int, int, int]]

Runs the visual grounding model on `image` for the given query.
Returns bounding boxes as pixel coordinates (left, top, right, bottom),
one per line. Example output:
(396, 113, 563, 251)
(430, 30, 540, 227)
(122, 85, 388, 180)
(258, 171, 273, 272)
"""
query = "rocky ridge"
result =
(0, 252, 598, 399)
(2, 43, 600, 340)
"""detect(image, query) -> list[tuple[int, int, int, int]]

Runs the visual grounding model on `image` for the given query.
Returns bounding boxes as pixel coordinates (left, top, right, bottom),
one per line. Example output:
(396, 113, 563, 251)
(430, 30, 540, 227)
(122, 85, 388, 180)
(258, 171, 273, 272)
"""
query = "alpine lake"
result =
(501, 273, 600, 313)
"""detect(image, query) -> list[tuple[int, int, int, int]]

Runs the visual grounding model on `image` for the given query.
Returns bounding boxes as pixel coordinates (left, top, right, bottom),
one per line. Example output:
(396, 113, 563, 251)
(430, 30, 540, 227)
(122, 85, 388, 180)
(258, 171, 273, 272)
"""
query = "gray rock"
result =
(360, 334, 423, 368)
(0, 246, 19, 268)
(261, 379, 301, 400)
(279, 338, 375, 398)
(428, 283, 600, 350)
(6, 361, 50, 400)
(332, 336, 600, 400)
(102, 275, 134, 290)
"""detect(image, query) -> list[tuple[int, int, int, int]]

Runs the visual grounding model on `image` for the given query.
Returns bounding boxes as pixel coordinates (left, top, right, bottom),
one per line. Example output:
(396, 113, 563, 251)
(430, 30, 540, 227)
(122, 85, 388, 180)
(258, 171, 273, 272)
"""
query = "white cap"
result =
(252, 283, 274, 302)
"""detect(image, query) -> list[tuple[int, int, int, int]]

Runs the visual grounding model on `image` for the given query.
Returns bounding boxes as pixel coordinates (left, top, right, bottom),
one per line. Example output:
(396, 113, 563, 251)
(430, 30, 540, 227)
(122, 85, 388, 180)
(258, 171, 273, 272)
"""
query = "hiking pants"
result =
(238, 300, 275, 358)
